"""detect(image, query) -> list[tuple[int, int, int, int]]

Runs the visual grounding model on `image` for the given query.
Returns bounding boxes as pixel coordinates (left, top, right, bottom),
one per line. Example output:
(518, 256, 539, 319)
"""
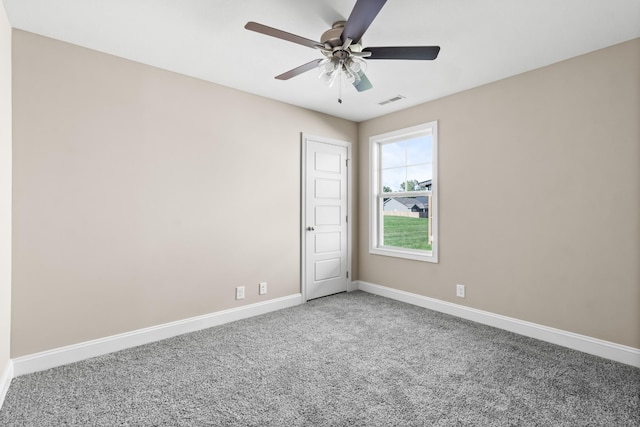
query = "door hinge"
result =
(346, 159, 349, 167)
(346, 271, 349, 278)
(345, 215, 348, 223)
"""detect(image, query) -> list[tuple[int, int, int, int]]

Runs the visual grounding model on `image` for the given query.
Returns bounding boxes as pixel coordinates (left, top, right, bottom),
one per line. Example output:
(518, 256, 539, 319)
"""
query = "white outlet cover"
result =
(236, 286, 245, 300)
(259, 282, 267, 295)
(456, 284, 465, 298)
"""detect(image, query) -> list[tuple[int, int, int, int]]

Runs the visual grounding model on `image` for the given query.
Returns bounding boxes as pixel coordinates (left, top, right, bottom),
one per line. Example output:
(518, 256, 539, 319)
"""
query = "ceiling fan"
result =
(245, 0, 440, 100)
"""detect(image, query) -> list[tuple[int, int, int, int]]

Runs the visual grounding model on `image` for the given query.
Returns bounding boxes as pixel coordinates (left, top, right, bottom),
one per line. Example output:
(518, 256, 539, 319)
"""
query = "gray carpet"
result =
(1, 291, 638, 426)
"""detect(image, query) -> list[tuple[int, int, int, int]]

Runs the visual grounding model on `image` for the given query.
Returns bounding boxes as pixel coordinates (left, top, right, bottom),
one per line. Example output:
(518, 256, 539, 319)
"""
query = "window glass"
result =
(382, 196, 432, 251)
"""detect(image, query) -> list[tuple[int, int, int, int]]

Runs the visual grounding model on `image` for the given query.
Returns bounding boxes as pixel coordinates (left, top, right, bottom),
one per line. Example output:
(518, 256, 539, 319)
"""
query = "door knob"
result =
(307, 226, 315, 231)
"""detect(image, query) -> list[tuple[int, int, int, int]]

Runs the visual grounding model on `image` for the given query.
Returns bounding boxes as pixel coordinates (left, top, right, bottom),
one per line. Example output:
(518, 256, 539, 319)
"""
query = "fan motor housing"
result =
(321, 21, 346, 48)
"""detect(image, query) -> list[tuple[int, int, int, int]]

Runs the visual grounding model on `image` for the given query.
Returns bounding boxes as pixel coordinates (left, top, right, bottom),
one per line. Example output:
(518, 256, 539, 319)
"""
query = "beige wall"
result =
(11, 30, 357, 357)
(0, 3, 12, 378)
(359, 38, 640, 348)
(10, 27, 639, 357)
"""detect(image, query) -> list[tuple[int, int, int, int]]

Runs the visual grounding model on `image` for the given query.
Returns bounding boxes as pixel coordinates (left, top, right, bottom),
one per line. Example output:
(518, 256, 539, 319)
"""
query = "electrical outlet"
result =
(259, 282, 267, 295)
(236, 286, 245, 300)
(456, 284, 465, 298)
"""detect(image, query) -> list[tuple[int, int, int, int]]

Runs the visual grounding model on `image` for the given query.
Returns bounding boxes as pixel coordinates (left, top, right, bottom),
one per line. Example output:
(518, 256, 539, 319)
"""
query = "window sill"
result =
(369, 246, 438, 263)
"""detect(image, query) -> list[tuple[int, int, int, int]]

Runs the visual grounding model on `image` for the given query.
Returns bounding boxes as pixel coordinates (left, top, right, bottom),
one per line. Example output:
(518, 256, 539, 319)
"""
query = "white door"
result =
(303, 135, 350, 301)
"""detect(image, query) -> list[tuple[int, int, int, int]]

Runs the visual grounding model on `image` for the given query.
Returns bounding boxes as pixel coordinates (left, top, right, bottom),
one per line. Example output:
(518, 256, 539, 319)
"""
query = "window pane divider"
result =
(378, 191, 431, 198)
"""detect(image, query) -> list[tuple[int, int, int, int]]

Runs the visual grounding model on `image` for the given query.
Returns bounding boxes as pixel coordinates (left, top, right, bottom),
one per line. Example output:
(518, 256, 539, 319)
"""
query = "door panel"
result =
(314, 258, 341, 281)
(315, 205, 341, 225)
(315, 232, 341, 253)
(304, 138, 349, 300)
(315, 152, 341, 173)
(315, 179, 341, 198)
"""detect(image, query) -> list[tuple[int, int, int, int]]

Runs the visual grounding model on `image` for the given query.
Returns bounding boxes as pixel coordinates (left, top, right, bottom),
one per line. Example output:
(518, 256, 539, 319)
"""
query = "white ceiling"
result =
(3, 0, 640, 122)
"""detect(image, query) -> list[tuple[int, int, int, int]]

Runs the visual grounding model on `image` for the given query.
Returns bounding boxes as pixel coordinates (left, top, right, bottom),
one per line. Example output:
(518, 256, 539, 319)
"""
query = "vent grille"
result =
(378, 95, 406, 106)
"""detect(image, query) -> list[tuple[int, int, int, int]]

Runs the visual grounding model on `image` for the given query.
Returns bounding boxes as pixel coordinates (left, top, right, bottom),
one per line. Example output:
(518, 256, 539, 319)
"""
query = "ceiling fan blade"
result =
(342, 0, 387, 44)
(245, 22, 324, 50)
(353, 71, 373, 92)
(363, 46, 441, 60)
(275, 59, 324, 80)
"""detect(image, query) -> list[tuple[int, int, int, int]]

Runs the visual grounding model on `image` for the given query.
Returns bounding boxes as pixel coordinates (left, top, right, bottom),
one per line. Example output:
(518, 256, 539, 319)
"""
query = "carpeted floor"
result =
(1, 291, 639, 426)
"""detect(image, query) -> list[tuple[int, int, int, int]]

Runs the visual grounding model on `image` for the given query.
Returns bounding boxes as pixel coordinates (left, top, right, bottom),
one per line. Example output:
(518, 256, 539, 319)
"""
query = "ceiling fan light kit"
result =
(245, 0, 440, 102)
(318, 56, 366, 87)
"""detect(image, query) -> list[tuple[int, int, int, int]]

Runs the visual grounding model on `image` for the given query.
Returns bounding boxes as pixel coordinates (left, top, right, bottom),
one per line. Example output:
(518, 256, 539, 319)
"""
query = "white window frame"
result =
(369, 121, 438, 263)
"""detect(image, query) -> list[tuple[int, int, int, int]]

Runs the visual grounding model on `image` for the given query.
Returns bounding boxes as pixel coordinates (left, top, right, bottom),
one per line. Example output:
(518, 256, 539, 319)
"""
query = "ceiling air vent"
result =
(378, 95, 406, 106)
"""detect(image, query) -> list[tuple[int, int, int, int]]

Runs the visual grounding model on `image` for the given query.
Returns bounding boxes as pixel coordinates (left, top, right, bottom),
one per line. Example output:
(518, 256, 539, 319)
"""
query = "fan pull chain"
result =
(338, 60, 343, 104)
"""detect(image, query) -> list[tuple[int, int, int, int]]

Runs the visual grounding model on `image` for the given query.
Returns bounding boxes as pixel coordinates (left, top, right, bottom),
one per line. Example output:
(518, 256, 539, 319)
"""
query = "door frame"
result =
(301, 133, 353, 303)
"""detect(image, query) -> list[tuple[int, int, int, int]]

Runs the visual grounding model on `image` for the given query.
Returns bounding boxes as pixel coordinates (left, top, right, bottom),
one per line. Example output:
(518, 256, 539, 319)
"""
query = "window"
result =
(369, 121, 438, 262)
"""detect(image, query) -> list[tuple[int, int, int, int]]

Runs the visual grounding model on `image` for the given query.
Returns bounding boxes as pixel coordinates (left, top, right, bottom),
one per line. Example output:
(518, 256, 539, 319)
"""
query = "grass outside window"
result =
(383, 216, 432, 251)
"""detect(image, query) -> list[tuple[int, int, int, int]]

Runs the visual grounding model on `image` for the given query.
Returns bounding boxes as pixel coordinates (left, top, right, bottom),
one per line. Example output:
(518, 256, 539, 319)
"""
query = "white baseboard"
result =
(354, 281, 640, 368)
(0, 359, 13, 410)
(13, 293, 303, 377)
(9, 284, 639, 380)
